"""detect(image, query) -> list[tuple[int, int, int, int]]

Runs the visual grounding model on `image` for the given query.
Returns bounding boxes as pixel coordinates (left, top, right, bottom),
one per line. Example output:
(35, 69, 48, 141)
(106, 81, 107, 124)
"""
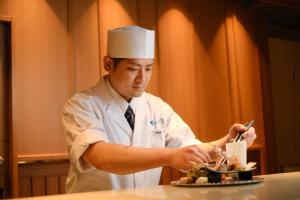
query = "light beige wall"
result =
(0, 0, 100, 156)
(0, 0, 69, 156)
(0, 0, 100, 196)
(68, 0, 100, 93)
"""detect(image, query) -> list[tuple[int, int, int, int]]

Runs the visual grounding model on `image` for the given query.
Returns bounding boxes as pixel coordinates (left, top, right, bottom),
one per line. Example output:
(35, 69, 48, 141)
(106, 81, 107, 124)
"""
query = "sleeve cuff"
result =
(69, 129, 108, 173)
(180, 138, 202, 147)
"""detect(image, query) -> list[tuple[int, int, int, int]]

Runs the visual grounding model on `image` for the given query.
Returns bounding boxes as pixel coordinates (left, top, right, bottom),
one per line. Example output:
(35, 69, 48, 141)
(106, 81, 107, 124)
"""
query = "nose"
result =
(136, 68, 146, 83)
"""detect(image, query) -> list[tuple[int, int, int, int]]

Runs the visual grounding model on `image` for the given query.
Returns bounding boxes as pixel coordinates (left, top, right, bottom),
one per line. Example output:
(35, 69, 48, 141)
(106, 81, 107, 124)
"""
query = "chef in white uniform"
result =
(62, 25, 256, 193)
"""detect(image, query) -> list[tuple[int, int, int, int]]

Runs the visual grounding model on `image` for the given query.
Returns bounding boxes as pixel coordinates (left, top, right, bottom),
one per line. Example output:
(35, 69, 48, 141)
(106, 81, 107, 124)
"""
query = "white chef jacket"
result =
(62, 76, 201, 193)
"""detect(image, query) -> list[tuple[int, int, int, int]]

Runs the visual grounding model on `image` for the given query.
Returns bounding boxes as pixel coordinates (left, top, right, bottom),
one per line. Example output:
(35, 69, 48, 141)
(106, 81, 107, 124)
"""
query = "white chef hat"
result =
(107, 25, 155, 59)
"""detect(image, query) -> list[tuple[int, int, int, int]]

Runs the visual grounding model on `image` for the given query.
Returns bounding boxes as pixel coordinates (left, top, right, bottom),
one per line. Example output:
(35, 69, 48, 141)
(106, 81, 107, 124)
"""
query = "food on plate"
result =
(195, 176, 208, 184)
(179, 159, 257, 184)
(179, 176, 193, 184)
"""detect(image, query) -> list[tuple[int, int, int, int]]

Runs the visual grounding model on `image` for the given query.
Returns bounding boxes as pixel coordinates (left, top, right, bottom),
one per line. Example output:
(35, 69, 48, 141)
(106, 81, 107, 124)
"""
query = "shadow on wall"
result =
(45, 0, 97, 31)
(115, 0, 257, 51)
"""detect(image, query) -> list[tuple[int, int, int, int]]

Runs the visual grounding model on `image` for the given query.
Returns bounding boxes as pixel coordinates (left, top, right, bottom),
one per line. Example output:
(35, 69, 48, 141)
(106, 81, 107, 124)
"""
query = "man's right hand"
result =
(166, 145, 211, 170)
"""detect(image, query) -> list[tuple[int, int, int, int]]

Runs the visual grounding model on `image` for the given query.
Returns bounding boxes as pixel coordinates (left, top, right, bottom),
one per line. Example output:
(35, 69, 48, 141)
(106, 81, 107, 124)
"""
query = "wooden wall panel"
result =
(157, 0, 199, 135)
(191, 0, 233, 141)
(0, 23, 9, 154)
(46, 176, 59, 195)
(68, 0, 100, 92)
(32, 176, 45, 196)
(18, 177, 31, 197)
(294, 42, 300, 165)
(0, 0, 69, 155)
(59, 175, 66, 194)
(0, 21, 11, 199)
(269, 38, 300, 171)
(18, 160, 69, 197)
(229, 3, 266, 146)
(0, 1, 100, 196)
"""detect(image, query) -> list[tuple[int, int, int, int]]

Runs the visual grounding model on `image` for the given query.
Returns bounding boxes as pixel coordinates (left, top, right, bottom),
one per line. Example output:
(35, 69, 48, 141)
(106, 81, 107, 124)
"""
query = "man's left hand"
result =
(227, 123, 257, 146)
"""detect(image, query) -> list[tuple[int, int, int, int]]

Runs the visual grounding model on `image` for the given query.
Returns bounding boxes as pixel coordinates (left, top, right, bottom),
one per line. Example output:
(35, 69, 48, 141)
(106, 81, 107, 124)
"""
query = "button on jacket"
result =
(62, 76, 201, 193)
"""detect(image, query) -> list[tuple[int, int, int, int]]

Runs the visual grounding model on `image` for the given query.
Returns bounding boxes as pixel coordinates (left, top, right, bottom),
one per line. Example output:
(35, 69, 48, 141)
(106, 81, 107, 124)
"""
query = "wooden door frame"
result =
(0, 15, 17, 198)
(255, 14, 279, 174)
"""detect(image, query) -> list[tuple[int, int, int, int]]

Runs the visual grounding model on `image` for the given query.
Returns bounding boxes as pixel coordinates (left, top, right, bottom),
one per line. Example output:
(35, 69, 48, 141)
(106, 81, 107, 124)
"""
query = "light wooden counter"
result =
(14, 172, 300, 200)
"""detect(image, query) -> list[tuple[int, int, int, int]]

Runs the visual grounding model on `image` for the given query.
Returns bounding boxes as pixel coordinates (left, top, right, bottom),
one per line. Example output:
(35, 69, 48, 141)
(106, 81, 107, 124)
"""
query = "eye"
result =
(145, 66, 153, 71)
(127, 67, 138, 71)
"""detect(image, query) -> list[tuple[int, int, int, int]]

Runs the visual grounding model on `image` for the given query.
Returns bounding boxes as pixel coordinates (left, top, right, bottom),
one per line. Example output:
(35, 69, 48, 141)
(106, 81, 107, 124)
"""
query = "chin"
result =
(132, 91, 144, 98)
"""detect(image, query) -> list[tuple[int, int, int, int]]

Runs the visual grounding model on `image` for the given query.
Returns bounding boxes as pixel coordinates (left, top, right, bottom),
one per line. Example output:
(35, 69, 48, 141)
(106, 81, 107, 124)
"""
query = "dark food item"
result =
(238, 170, 253, 180)
(207, 169, 222, 183)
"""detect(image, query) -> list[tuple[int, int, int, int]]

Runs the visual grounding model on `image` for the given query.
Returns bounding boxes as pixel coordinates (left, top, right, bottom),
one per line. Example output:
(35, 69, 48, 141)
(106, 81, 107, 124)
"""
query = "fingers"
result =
(243, 127, 257, 146)
(232, 123, 247, 133)
(196, 145, 211, 162)
(230, 123, 255, 137)
(180, 148, 210, 170)
(228, 123, 247, 141)
(187, 145, 211, 163)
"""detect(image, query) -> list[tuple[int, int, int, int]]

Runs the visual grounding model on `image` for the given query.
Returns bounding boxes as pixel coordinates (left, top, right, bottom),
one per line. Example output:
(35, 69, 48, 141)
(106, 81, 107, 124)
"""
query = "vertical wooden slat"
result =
(31, 176, 45, 196)
(19, 160, 69, 197)
(18, 177, 31, 197)
(46, 176, 59, 195)
(59, 175, 67, 194)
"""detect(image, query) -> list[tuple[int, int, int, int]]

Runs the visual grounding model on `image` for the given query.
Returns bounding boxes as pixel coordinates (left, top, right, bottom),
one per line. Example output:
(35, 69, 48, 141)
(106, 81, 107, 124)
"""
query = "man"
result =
(62, 25, 256, 193)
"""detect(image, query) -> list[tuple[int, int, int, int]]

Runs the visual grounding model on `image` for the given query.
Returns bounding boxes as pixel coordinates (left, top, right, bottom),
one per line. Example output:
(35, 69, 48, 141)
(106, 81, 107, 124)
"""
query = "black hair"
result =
(111, 58, 125, 68)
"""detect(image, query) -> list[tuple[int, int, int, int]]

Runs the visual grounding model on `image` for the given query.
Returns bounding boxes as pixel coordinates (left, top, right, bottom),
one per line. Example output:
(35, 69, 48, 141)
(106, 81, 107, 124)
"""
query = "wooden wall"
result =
(268, 38, 300, 172)
(0, 19, 11, 199)
(97, 0, 266, 145)
(18, 160, 69, 197)
(0, 0, 267, 197)
(0, 0, 100, 197)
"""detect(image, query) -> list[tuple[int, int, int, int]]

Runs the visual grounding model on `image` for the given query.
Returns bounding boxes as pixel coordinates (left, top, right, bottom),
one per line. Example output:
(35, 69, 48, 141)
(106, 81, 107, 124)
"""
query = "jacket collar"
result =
(92, 76, 144, 135)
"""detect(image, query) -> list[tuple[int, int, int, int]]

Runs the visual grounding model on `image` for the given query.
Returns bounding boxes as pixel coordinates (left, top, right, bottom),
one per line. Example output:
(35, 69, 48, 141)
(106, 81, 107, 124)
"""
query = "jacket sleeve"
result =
(62, 94, 108, 173)
(165, 111, 202, 148)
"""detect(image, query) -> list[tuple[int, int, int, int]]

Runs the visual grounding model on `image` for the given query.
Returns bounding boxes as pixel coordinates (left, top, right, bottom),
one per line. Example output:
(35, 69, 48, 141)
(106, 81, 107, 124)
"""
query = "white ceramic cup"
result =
(225, 140, 247, 166)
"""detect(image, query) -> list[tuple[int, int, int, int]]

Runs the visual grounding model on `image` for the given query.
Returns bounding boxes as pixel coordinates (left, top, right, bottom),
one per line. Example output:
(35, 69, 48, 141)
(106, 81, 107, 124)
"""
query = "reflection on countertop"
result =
(12, 172, 300, 200)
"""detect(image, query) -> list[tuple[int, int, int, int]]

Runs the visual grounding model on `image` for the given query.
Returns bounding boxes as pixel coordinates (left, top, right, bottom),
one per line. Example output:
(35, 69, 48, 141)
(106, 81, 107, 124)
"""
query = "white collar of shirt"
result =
(105, 76, 138, 114)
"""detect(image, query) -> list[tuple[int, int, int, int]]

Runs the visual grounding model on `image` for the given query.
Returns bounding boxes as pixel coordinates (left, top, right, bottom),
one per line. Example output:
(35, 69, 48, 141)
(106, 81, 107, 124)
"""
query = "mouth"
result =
(132, 86, 143, 89)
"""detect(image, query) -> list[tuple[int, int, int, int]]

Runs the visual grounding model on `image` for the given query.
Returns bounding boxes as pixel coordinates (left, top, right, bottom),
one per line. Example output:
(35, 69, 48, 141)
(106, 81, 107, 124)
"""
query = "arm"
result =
(83, 124, 255, 174)
(83, 141, 211, 175)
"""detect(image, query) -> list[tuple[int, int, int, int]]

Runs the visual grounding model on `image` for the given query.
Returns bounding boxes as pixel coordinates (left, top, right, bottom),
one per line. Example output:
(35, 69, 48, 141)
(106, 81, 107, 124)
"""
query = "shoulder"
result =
(142, 92, 174, 113)
(62, 94, 90, 117)
(63, 85, 103, 113)
(143, 92, 164, 104)
(63, 78, 109, 110)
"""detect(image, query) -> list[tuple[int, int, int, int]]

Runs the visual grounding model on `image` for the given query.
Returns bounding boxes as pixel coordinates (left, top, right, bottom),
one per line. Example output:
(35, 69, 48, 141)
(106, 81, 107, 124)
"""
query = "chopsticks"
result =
(217, 120, 255, 167)
(209, 142, 231, 170)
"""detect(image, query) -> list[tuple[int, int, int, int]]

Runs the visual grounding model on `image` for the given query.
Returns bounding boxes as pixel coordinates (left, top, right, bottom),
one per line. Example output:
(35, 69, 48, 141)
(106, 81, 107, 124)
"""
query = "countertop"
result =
(15, 172, 300, 200)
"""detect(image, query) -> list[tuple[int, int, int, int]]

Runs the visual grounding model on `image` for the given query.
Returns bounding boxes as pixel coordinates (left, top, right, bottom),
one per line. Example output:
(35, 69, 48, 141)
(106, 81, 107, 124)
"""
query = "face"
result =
(104, 57, 154, 101)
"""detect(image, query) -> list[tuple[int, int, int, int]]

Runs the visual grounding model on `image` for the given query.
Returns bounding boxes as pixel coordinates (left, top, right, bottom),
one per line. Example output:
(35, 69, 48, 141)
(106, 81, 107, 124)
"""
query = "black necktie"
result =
(124, 105, 135, 131)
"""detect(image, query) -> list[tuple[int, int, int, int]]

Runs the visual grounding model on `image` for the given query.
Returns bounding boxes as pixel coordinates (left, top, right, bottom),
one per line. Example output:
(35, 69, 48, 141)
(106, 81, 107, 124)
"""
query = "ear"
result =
(104, 56, 113, 72)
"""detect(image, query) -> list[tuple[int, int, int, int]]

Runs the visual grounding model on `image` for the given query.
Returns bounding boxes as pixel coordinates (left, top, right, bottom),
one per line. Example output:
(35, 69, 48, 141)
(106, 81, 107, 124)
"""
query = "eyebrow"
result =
(127, 61, 154, 67)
